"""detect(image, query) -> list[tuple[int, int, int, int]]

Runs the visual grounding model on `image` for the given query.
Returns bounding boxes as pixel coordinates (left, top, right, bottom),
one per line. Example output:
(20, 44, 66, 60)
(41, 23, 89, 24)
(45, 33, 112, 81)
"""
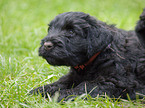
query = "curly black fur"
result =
(30, 9, 145, 102)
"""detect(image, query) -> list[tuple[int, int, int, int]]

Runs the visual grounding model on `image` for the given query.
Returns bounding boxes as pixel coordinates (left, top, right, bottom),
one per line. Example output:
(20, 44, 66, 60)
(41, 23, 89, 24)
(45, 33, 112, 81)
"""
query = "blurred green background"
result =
(0, 0, 145, 107)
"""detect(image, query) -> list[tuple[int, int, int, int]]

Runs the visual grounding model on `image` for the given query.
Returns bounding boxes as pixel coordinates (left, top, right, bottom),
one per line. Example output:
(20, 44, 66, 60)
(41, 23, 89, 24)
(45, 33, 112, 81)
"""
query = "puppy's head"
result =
(39, 12, 113, 66)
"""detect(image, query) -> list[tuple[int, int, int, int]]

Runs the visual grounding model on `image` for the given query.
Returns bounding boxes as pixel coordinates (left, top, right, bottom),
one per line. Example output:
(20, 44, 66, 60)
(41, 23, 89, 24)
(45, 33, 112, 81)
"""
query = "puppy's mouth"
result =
(38, 47, 69, 66)
(39, 50, 56, 65)
(38, 45, 87, 66)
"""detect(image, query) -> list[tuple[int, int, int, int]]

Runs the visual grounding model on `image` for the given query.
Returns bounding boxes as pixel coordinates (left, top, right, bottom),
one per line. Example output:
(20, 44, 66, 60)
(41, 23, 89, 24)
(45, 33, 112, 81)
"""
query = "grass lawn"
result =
(0, 0, 145, 107)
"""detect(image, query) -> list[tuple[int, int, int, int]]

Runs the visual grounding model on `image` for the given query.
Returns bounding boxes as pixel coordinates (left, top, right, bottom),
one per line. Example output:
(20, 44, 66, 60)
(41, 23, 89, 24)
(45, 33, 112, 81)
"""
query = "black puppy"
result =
(30, 9, 145, 102)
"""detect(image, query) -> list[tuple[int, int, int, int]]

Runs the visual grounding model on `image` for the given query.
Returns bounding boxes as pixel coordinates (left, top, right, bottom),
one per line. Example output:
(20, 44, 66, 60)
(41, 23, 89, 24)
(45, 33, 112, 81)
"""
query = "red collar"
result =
(73, 51, 101, 72)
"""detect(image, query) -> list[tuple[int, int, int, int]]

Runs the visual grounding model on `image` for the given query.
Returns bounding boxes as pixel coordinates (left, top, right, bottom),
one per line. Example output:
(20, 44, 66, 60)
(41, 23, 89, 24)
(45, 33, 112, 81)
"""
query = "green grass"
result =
(0, 0, 145, 107)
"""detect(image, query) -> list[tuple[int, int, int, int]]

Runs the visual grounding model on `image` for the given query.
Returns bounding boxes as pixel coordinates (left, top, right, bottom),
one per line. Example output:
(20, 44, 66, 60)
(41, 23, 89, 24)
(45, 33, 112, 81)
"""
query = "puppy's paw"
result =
(29, 86, 46, 97)
(56, 90, 77, 102)
(29, 84, 59, 98)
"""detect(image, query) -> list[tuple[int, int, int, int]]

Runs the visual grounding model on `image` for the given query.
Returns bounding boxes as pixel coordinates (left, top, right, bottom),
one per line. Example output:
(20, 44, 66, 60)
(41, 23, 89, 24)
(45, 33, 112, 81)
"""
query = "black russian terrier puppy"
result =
(30, 9, 145, 102)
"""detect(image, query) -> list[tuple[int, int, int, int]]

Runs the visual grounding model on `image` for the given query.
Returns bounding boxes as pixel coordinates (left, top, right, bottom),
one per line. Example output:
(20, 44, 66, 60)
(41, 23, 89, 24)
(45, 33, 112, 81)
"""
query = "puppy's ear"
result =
(86, 21, 113, 58)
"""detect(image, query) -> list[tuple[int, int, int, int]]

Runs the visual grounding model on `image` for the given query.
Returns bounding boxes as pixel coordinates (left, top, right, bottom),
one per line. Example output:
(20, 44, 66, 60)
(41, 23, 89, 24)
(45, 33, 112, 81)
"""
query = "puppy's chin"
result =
(40, 56, 59, 65)
(41, 56, 70, 66)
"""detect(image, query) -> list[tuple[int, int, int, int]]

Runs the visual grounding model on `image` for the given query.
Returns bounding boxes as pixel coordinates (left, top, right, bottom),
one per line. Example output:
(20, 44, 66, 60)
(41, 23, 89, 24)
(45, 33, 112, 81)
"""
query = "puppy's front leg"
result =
(29, 72, 77, 98)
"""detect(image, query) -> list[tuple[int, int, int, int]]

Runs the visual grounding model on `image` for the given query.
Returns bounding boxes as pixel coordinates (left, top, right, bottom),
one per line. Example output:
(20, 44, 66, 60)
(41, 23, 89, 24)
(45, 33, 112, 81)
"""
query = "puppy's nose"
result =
(44, 42, 53, 50)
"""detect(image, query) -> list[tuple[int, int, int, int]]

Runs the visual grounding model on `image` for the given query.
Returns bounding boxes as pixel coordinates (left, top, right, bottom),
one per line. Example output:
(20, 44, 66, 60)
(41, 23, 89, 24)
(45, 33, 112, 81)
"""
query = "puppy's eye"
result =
(65, 30, 75, 38)
(69, 30, 75, 36)
(69, 30, 74, 34)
